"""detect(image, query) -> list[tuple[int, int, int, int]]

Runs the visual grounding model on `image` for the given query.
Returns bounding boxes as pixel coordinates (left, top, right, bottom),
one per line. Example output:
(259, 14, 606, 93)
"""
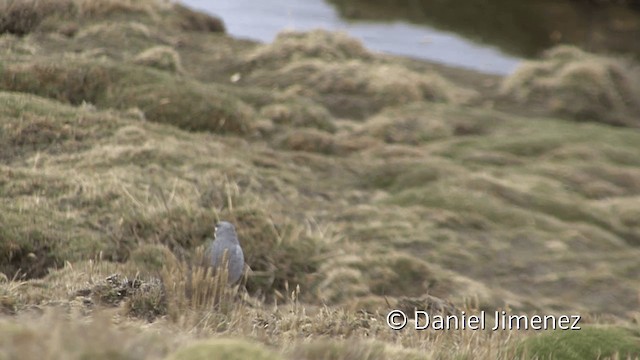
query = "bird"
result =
(207, 221, 245, 285)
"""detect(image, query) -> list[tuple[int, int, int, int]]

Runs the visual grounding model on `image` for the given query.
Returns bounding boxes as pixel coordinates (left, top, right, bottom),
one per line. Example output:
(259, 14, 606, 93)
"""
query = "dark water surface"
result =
(180, 0, 522, 75)
(328, 0, 640, 60)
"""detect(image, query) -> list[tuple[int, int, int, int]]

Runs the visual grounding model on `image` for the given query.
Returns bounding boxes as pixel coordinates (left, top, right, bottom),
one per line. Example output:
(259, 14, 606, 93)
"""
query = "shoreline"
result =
(179, 0, 521, 75)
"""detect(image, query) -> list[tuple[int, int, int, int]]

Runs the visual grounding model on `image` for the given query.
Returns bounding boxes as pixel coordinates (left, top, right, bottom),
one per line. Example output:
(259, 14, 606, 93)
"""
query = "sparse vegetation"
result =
(1, 1, 640, 359)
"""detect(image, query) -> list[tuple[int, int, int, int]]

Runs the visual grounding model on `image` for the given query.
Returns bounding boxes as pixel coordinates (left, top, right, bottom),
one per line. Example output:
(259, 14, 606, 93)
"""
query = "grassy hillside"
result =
(1, 0, 640, 359)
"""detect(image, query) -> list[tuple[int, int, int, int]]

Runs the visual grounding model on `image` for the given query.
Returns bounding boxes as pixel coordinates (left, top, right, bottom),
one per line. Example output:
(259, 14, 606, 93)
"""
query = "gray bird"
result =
(207, 221, 245, 284)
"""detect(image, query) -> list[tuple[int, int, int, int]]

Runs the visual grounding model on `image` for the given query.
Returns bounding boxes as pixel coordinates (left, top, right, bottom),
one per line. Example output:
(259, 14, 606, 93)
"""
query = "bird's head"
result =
(214, 221, 238, 241)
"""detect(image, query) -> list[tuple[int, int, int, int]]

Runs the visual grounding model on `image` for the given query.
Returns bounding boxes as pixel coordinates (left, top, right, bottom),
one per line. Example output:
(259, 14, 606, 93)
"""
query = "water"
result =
(180, 0, 522, 75)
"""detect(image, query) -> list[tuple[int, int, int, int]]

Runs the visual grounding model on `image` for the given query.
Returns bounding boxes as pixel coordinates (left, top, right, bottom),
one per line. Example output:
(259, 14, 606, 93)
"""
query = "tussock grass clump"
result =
(0, 58, 254, 134)
(0, 0, 222, 36)
(501, 45, 640, 127)
(245, 29, 372, 68)
(259, 100, 337, 133)
(166, 338, 282, 360)
(73, 0, 159, 19)
(362, 102, 497, 145)
(0, 177, 111, 279)
(111, 207, 217, 261)
(0, 0, 74, 35)
(314, 248, 445, 304)
(539, 164, 640, 199)
(171, 3, 225, 33)
(276, 128, 338, 155)
(133, 45, 183, 73)
(0, 217, 61, 279)
(462, 176, 626, 239)
(315, 264, 370, 303)
(0, 0, 155, 36)
(357, 156, 463, 191)
(385, 172, 632, 244)
(74, 21, 159, 52)
(363, 103, 454, 144)
(243, 30, 475, 118)
(0, 60, 113, 105)
(363, 253, 436, 297)
(1, 111, 87, 160)
(108, 80, 255, 134)
(516, 326, 640, 360)
(0, 95, 127, 278)
(249, 59, 476, 118)
(129, 243, 175, 272)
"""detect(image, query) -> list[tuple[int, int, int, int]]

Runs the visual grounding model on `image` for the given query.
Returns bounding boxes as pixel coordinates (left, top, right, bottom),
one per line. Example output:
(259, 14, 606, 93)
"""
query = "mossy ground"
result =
(1, 1, 640, 359)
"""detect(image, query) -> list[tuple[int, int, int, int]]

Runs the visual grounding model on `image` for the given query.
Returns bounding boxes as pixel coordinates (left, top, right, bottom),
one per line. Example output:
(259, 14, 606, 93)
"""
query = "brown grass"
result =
(0, 0, 74, 35)
(0, 310, 178, 359)
(1, 2, 640, 358)
(0, 0, 223, 36)
(242, 30, 476, 119)
(133, 46, 183, 73)
(362, 103, 455, 144)
(248, 59, 477, 119)
(167, 338, 282, 360)
(244, 30, 372, 68)
(0, 58, 254, 134)
(170, 3, 225, 33)
(259, 100, 337, 133)
(276, 128, 339, 155)
(501, 45, 640, 127)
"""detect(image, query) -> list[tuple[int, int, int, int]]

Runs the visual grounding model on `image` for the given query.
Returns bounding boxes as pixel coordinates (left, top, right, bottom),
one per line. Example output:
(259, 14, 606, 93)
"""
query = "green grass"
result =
(517, 326, 640, 359)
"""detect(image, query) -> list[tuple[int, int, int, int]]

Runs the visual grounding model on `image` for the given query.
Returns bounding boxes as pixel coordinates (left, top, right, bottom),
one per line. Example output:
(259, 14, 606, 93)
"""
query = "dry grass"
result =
(275, 128, 339, 155)
(0, 0, 222, 36)
(244, 30, 373, 68)
(361, 102, 495, 145)
(1, 1, 640, 358)
(242, 30, 476, 119)
(170, 3, 225, 33)
(133, 46, 183, 73)
(501, 45, 640, 127)
(0, 0, 74, 35)
(259, 100, 337, 133)
(74, 21, 158, 52)
(0, 58, 254, 134)
(248, 58, 477, 118)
